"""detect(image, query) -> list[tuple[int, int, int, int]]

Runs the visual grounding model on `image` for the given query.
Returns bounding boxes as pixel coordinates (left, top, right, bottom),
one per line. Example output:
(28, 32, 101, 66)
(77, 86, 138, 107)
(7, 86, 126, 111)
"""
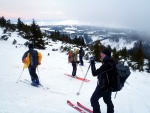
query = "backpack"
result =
(108, 62, 131, 92)
(68, 51, 75, 63)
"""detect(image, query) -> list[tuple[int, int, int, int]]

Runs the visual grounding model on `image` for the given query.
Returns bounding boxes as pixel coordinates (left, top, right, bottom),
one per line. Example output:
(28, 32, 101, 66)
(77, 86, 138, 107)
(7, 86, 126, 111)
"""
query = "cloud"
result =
(0, 0, 150, 33)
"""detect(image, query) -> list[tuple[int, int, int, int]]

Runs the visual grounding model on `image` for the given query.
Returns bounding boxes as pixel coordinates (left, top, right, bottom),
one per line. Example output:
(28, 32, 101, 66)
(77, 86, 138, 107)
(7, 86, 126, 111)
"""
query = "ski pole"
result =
(37, 68, 40, 79)
(79, 64, 85, 76)
(37, 68, 42, 83)
(16, 68, 24, 83)
(76, 64, 91, 95)
(37, 68, 43, 87)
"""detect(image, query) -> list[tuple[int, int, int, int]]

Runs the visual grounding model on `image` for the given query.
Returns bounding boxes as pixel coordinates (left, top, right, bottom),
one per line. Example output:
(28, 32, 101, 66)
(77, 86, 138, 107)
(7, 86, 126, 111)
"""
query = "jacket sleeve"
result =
(22, 51, 30, 69)
(22, 51, 28, 62)
(91, 63, 97, 76)
(38, 52, 42, 63)
(91, 63, 111, 77)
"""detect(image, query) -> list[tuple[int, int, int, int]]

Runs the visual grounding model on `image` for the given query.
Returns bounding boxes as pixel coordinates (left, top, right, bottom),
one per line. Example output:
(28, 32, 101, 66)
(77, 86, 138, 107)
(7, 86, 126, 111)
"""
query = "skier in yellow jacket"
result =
(22, 44, 42, 86)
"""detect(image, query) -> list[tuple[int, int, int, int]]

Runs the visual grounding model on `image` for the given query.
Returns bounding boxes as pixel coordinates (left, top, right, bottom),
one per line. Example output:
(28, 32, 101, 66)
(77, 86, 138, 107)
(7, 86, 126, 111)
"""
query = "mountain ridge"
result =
(41, 25, 150, 51)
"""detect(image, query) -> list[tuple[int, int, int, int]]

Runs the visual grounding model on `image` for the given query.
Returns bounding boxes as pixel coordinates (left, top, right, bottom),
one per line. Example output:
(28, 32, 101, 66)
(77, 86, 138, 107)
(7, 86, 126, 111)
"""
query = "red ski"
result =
(77, 102, 93, 113)
(67, 100, 86, 113)
(64, 73, 90, 82)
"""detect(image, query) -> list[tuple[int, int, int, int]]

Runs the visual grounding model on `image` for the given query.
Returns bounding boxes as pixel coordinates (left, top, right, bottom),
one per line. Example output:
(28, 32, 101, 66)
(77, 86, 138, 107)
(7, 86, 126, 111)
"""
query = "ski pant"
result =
(28, 66, 39, 82)
(72, 62, 77, 76)
(90, 85, 114, 113)
(79, 55, 83, 65)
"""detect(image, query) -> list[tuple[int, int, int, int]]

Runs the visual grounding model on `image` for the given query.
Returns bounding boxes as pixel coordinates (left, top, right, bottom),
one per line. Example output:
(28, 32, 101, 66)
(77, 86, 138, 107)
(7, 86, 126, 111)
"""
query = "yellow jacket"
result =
(23, 51, 42, 69)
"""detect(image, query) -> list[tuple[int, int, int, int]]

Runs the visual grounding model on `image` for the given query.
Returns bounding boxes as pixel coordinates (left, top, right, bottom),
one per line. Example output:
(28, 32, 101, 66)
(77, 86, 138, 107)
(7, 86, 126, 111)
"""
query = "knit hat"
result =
(28, 44, 34, 49)
(101, 48, 111, 57)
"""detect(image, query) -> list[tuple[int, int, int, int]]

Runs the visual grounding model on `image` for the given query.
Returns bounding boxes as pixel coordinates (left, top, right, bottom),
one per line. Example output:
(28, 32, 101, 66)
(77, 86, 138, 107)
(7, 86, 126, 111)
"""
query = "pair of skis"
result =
(19, 79, 49, 90)
(64, 73, 90, 82)
(67, 100, 93, 113)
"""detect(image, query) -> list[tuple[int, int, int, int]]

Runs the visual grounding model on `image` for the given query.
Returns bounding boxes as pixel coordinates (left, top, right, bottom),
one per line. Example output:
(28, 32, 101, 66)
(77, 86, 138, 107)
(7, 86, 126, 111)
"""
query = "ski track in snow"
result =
(19, 79, 69, 96)
(125, 80, 150, 113)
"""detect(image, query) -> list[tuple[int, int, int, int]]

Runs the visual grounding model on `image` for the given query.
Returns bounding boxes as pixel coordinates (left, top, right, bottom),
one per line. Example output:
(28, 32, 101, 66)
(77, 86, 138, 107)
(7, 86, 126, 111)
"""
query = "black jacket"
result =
(91, 59, 116, 89)
(79, 49, 84, 57)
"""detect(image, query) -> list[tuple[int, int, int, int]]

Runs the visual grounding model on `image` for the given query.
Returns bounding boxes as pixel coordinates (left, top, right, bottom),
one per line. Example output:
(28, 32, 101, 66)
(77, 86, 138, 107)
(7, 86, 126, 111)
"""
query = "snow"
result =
(101, 38, 136, 50)
(0, 28, 150, 113)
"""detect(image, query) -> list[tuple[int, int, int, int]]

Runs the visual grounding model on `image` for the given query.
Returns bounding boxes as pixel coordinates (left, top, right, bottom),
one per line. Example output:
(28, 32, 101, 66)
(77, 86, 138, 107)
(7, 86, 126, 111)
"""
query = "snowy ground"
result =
(0, 29, 150, 113)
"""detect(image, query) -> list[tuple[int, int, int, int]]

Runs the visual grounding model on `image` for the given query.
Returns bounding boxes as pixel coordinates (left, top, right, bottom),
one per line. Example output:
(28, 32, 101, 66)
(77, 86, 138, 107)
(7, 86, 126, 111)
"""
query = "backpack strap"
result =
(97, 67, 114, 76)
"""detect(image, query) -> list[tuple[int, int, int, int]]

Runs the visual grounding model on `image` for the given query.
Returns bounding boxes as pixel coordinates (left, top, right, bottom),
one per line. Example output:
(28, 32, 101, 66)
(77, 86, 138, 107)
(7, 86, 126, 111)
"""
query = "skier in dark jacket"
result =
(22, 44, 42, 86)
(90, 48, 115, 113)
(79, 47, 84, 66)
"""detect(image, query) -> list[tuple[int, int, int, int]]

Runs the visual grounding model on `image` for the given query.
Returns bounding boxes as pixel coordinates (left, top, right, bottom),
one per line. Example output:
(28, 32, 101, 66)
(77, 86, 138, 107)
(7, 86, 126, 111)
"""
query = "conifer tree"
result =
(112, 48, 119, 61)
(119, 47, 128, 60)
(23, 24, 31, 36)
(92, 41, 103, 62)
(17, 18, 24, 31)
(147, 58, 150, 73)
(0, 16, 6, 27)
(131, 41, 144, 71)
(30, 19, 45, 49)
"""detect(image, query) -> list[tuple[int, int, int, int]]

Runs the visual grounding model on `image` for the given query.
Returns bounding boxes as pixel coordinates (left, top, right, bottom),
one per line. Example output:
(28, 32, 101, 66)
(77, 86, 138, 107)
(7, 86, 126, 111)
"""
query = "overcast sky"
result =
(0, 0, 150, 32)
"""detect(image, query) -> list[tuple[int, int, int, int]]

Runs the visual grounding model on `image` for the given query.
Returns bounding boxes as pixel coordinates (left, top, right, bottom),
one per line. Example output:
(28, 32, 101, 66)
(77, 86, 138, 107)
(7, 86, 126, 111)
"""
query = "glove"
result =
(90, 57, 94, 61)
(90, 57, 95, 64)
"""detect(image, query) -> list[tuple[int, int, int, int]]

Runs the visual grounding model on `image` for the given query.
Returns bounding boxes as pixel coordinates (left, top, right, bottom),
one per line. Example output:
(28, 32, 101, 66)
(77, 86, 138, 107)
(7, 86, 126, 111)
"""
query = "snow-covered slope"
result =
(0, 28, 150, 113)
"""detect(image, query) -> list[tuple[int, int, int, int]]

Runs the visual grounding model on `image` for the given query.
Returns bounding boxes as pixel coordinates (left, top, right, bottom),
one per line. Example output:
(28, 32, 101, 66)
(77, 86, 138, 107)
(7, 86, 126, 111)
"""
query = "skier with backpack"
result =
(90, 48, 131, 113)
(79, 47, 85, 66)
(22, 44, 42, 87)
(68, 49, 79, 77)
(90, 48, 115, 113)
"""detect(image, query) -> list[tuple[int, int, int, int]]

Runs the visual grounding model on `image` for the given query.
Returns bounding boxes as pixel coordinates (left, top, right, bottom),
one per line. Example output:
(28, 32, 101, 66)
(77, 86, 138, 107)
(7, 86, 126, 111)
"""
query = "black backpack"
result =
(108, 62, 131, 93)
